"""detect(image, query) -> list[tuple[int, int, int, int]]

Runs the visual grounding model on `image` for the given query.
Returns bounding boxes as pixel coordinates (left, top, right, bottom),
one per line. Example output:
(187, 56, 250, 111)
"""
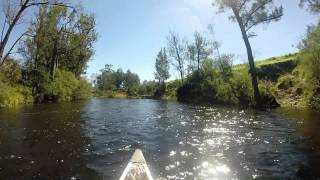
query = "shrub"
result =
(0, 59, 22, 85)
(177, 70, 218, 103)
(303, 78, 320, 109)
(0, 82, 33, 108)
(276, 74, 296, 90)
(216, 82, 236, 104)
(44, 70, 92, 102)
(154, 84, 166, 98)
(259, 81, 280, 108)
(230, 68, 254, 106)
(298, 24, 320, 109)
(165, 80, 181, 98)
(73, 79, 93, 100)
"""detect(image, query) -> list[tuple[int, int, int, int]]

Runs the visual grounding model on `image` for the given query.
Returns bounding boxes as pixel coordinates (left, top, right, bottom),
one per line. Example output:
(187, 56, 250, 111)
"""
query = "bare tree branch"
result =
(25, 2, 73, 9)
(0, 19, 6, 42)
(0, 31, 28, 66)
(0, 0, 74, 67)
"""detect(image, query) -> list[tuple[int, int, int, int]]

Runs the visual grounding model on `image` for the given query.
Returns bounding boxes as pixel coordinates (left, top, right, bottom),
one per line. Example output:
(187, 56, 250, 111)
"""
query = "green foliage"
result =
(44, 70, 92, 102)
(139, 80, 157, 96)
(96, 64, 116, 91)
(300, 0, 320, 13)
(186, 32, 212, 71)
(258, 81, 280, 108)
(276, 74, 296, 90)
(165, 80, 181, 99)
(123, 70, 140, 95)
(73, 79, 93, 100)
(176, 58, 280, 108)
(230, 68, 254, 106)
(96, 66, 141, 97)
(215, 54, 233, 81)
(0, 59, 22, 85)
(0, 82, 33, 108)
(20, 5, 97, 81)
(0, 2, 97, 108)
(154, 48, 170, 98)
(154, 48, 170, 83)
(178, 60, 220, 103)
(216, 82, 235, 104)
(177, 70, 218, 103)
(0, 59, 34, 108)
(213, 0, 283, 31)
(298, 24, 320, 109)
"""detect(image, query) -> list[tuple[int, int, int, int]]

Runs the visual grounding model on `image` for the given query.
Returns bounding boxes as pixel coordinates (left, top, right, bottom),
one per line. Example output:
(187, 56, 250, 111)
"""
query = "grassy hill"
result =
(233, 53, 298, 81)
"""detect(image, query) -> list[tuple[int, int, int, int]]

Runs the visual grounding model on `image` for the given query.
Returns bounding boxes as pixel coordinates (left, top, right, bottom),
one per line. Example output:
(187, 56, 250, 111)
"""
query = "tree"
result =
(114, 68, 125, 89)
(139, 80, 157, 95)
(186, 43, 197, 74)
(154, 48, 170, 84)
(167, 31, 186, 82)
(300, 0, 320, 13)
(20, 5, 97, 81)
(18, 5, 96, 98)
(212, 0, 283, 107)
(193, 32, 211, 71)
(123, 70, 140, 95)
(215, 54, 234, 81)
(96, 64, 115, 91)
(0, 0, 72, 67)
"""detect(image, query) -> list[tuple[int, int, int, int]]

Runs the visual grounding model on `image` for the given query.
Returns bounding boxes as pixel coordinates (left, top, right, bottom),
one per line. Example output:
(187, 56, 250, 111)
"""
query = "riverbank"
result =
(176, 53, 320, 111)
(1, 53, 319, 111)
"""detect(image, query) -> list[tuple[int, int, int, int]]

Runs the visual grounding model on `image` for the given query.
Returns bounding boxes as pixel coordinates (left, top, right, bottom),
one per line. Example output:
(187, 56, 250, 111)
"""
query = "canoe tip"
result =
(130, 149, 146, 164)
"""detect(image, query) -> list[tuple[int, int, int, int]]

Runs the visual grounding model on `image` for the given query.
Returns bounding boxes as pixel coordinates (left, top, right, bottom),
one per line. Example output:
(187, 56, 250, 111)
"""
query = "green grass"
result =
(233, 53, 298, 70)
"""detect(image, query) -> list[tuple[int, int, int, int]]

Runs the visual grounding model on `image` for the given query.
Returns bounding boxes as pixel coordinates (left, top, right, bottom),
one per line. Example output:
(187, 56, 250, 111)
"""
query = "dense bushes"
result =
(177, 70, 218, 103)
(164, 80, 180, 99)
(0, 67, 92, 107)
(0, 82, 33, 108)
(44, 70, 93, 102)
(229, 69, 254, 106)
(0, 60, 33, 108)
(177, 60, 280, 108)
(296, 24, 320, 109)
(259, 81, 280, 108)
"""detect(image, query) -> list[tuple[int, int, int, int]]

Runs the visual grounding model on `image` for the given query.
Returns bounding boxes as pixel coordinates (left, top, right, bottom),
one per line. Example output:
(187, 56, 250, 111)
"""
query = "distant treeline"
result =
(94, 64, 178, 99)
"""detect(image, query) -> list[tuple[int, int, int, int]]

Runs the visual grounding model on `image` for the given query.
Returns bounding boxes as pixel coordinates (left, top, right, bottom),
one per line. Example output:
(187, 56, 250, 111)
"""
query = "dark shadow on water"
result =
(0, 102, 102, 179)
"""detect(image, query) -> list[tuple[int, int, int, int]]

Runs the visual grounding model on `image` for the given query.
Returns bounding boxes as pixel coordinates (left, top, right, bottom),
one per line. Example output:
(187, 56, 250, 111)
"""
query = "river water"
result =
(0, 98, 319, 180)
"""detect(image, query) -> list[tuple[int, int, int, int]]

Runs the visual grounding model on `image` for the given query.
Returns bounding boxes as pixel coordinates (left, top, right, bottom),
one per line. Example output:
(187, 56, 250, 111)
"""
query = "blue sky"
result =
(1, 0, 319, 80)
(81, 0, 318, 80)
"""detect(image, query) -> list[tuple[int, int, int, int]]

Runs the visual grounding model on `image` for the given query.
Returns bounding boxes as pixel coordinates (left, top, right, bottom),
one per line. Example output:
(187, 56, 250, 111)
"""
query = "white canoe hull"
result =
(119, 149, 154, 180)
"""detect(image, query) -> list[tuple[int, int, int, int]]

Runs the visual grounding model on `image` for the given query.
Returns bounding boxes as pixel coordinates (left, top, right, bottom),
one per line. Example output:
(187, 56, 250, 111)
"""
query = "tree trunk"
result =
(197, 49, 200, 71)
(175, 47, 184, 82)
(232, 8, 261, 107)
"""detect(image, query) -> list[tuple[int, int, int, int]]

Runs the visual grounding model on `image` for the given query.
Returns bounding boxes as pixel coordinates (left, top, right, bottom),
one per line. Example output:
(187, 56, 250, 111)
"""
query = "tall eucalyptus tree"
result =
(212, 0, 283, 107)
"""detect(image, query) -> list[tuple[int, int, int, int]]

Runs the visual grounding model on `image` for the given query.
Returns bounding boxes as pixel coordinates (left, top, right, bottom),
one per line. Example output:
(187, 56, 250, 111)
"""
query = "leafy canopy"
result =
(213, 0, 283, 34)
(154, 48, 170, 83)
